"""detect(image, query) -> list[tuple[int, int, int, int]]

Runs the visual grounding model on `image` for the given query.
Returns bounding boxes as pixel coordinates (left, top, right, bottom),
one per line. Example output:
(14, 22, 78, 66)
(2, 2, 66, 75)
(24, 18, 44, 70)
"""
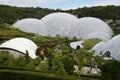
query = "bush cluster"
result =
(100, 60, 120, 80)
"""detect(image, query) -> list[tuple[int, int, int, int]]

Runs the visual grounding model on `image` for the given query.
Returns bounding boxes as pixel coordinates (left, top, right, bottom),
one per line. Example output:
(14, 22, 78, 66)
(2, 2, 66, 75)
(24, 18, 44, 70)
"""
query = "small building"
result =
(70, 41, 84, 50)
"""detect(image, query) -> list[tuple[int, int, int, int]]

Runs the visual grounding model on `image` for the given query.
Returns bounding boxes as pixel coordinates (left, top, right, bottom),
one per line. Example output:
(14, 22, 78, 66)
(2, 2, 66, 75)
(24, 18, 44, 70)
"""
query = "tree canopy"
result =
(0, 5, 120, 24)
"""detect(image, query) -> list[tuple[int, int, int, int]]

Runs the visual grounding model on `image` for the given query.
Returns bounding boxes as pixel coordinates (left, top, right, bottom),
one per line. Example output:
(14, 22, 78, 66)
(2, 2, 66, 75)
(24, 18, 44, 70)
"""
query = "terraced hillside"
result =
(0, 24, 35, 43)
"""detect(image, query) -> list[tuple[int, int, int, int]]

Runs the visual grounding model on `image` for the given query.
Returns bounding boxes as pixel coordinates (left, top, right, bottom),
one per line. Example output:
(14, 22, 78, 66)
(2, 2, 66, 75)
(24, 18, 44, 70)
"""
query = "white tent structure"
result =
(41, 12, 78, 37)
(70, 17, 113, 41)
(70, 41, 84, 49)
(92, 35, 120, 61)
(0, 38, 38, 59)
(13, 18, 47, 36)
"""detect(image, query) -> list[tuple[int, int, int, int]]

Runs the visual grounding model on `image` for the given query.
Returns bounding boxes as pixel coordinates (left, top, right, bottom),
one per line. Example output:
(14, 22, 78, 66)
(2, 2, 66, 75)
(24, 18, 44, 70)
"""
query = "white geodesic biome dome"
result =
(92, 42, 105, 56)
(13, 18, 47, 36)
(0, 38, 38, 59)
(70, 17, 113, 41)
(92, 34, 120, 61)
(41, 12, 78, 37)
(86, 32, 112, 41)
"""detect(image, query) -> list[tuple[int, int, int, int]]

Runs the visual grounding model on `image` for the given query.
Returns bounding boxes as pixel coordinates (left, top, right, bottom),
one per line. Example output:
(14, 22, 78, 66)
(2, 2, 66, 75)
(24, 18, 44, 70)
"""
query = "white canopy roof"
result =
(0, 38, 38, 59)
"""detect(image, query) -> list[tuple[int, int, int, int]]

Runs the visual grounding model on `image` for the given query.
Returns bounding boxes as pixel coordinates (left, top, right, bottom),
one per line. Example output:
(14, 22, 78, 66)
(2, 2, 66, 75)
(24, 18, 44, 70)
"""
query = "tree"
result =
(74, 48, 86, 76)
(51, 57, 66, 74)
(51, 51, 66, 74)
(61, 55, 75, 74)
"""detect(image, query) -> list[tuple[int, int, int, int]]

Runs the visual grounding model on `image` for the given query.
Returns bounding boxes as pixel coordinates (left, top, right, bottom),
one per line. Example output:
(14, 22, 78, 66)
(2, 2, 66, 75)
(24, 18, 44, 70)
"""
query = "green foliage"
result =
(0, 17, 4, 24)
(0, 69, 80, 80)
(0, 25, 34, 43)
(14, 57, 27, 68)
(94, 56, 105, 68)
(74, 48, 86, 75)
(61, 55, 75, 74)
(100, 60, 120, 80)
(67, 5, 120, 20)
(84, 51, 93, 65)
(0, 5, 120, 24)
(0, 5, 55, 24)
(36, 60, 49, 72)
(82, 39, 101, 50)
(51, 51, 66, 74)
(0, 52, 36, 70)
(51, 58, 66, 74)
(0, 52, 15, 67)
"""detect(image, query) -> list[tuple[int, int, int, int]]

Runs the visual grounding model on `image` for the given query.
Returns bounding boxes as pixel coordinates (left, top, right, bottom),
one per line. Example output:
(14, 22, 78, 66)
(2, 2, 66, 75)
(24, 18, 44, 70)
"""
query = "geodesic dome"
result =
(92, 42, 105, 56)
(13, 18, 47, 36)
(85, 32, 111, 41)
(92, 35, 120, 61)
(0, 38, 38, 59)
(41, 12, 78, 37)
(70, 17, 113, 41)
(103, 35, 120, 60)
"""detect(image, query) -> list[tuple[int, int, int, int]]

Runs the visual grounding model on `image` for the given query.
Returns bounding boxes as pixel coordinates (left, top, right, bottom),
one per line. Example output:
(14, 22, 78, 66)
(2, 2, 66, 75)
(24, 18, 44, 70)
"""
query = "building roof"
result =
(0, 38, 38, 59)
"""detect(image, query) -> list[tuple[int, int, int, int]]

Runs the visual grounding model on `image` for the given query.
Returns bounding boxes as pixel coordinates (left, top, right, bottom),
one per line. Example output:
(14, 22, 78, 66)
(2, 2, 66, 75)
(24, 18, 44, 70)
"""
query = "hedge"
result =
(0, 69, 80, 80)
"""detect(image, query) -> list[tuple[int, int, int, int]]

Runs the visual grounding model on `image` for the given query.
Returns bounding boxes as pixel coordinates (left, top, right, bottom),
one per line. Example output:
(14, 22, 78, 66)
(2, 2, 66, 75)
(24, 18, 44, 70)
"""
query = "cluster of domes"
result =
(13, 12, 113, 41)
(92, 34, 120, 61)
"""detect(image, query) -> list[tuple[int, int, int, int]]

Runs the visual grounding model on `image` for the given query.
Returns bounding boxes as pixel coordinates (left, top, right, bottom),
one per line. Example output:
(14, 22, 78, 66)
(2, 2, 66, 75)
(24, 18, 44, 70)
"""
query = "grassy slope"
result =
(0, 24, 35, 43)
(82, 39, 101, 50)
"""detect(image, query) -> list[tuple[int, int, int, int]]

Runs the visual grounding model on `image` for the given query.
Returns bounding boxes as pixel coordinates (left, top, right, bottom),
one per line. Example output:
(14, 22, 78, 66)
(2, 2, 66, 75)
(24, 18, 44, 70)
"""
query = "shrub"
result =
(100, 60, 120, 80)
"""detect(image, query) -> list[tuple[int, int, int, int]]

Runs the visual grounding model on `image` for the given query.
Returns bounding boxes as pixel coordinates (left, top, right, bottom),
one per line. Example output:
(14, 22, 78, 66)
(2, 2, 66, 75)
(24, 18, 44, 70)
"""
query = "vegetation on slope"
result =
(67, 5, 120, 20)
(0, 5, 120, 24)
(0, 24, 103, 80)
(100, 60, 120, 80)
(82, 39, 101, 50)
(0, 24, 35, 43)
